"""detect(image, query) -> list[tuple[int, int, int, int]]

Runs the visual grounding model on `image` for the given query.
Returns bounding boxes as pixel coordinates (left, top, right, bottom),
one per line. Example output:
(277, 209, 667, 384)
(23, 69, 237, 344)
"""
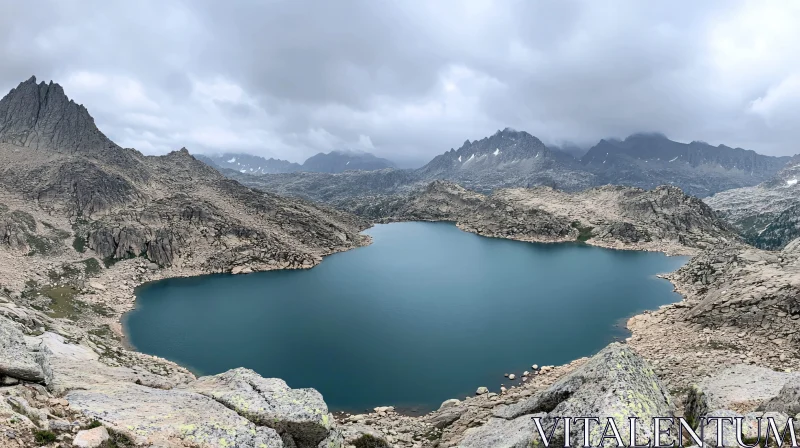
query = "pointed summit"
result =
(0, 76, 116, 155)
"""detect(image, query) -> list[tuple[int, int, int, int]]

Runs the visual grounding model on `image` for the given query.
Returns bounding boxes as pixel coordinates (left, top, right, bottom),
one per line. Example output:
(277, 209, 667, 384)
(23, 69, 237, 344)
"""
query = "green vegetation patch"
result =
(90, 325, 121, 341)
(100, 428, 135, 448)
(34, 430, 56, 446)
(353, 434, 391, 448)
(571, 221, 595, 242)
(73, 235, 87, 253)
(83, 258, 102, 276)
(26, 234, 58, 256)
(82, 420, 103, 430)
(41, 286, 81, 319)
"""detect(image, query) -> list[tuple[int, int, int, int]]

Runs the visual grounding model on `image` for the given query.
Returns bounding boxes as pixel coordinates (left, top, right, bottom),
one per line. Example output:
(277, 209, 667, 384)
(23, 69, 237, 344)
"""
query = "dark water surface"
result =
(126, 222, 687, 413)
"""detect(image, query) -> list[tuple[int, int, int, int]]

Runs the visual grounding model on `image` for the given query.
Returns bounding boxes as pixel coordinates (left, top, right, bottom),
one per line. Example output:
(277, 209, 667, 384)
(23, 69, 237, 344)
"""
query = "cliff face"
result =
(705, 154, 800, 250)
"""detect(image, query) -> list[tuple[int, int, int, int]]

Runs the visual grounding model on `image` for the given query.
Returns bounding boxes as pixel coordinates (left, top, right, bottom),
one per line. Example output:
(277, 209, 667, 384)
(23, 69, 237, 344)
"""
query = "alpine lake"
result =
(125, 221, 687, 414)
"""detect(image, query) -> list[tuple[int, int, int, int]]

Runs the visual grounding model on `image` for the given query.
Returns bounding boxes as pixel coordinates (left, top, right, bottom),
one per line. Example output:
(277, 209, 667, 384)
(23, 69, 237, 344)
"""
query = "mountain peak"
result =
(625, 132, 668, 141)
(0, 76, 115, 155)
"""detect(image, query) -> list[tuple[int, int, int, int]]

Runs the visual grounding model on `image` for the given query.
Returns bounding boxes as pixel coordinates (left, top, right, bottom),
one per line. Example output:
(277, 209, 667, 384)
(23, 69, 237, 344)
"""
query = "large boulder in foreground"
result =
(489, 343, 675, 447)
(66, 383, 284, 448)
(0, 315, 44, 382)
(685, 365, 799, 424)
(183, 368, 334, 448)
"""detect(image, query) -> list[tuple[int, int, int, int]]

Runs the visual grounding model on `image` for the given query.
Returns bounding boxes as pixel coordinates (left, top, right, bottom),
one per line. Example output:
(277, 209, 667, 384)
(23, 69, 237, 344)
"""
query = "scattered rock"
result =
(475, 387, 489, 395)
(72, 426, 109, 448)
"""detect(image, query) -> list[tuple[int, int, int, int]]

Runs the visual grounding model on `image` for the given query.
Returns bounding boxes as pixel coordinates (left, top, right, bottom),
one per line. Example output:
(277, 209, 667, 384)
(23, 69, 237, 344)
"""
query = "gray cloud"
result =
(1, 0, 799, 166)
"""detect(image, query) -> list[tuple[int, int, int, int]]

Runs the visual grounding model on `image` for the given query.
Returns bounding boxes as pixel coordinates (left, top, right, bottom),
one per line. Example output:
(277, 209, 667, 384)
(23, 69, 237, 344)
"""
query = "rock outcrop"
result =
(667, 238, 800, 349)
(486, 343, 675, 447)
(684, 365, 799, 423)
(0, 315, 44, 382)
(184, 368, 334, 447)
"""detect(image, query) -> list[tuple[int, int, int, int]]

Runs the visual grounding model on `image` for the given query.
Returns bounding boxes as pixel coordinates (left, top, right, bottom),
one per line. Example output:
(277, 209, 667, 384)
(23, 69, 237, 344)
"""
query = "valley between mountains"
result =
(1, 77, 799, 448)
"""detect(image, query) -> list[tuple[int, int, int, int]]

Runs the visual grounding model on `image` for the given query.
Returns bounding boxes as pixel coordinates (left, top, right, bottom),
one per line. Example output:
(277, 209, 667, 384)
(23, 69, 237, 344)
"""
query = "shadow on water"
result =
(125, 221, 688, 414)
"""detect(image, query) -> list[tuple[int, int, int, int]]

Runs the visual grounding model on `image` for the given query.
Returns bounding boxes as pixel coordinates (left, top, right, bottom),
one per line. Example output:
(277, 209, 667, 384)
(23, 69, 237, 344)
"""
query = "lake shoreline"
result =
(123, 221, 688, 414)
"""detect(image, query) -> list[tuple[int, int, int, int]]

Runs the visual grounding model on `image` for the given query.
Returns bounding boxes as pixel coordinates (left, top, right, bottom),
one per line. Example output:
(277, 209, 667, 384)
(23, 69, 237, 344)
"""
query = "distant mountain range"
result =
(581, 133, 789, 196)
(705, 154, 800, 249)
(219, 129, 791, 206)
(197, 150, 395, 175)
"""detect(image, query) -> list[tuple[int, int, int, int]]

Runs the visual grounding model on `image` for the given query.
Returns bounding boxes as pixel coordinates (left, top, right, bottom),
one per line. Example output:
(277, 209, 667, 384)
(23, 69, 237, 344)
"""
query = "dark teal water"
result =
(126, 222, 686, 414)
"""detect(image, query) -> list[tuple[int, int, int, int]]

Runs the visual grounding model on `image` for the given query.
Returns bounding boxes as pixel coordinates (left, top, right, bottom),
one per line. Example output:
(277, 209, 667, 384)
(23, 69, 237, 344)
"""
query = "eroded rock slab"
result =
(183, 368, 333, 448)
(0, 315, 44, 382)
(37, 332, 190, 394)
(66, 383, 284, 448)
(685, 365, 798, 423)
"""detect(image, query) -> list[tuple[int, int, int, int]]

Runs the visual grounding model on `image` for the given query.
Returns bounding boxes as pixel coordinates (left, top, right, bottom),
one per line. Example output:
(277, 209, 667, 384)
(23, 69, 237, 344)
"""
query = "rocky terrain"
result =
(339, 180, 739, 255)
(706, 154, 800, 250)
(1, 75, 799, 448)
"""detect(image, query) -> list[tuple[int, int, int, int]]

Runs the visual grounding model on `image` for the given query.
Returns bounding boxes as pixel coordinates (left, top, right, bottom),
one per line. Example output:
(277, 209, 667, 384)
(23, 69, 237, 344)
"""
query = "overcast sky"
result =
(2, 1, 799, 166)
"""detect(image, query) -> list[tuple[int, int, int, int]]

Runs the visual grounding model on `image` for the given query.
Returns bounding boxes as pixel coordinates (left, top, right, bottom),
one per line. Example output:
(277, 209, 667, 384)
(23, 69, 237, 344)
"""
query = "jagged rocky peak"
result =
(0, 76, 117, 155)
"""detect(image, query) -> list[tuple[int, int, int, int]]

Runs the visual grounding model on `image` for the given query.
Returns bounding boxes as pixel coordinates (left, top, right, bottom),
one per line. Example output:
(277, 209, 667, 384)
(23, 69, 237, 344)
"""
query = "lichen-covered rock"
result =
(66, 383, 284, 448)
(457, 414, 545, 448)
(183, 368, 333, 448)
(0, 315, 44, 382)
(685, 365, 798, 424)
(491, 343, 675, 447)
